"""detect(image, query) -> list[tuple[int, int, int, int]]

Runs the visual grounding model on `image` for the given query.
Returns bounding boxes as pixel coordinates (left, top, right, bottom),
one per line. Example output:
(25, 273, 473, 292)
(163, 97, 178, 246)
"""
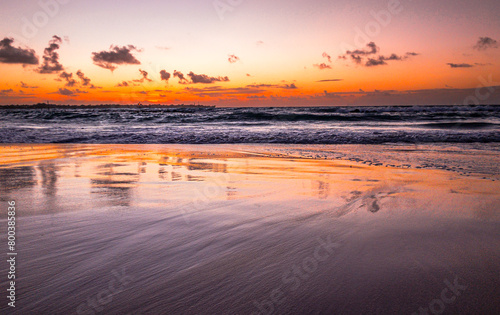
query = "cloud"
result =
(281, 83, 297, 89)
(37, 35, 64, 73)
(365, 54, 406, 67)
(1, 89, 13, 94)
(446, 63, 474, 68)
(314, 63, 332, 70)
(116, 81, 129, 87)
(346, 42, 379, 56)
(256, 41, 264, 46)
(56, 70, 96, 89)
(58, 88, 75, 96)
(173, 70, 188, 83)
(365, 58, 387, 67)
(187, 72, 230, 84)
(473, 37, 498, 51)
(59, 72, 77, 87)
(185, 86, 266, 97)
(160, 70, 171, 82)
(245, 83, 297, 90)
(76, 70, 91, 86)
(0, 37, 38, 65)
(156, 46, 171, 51)
(322, 52, 332, 63)
(339, 42, 418, 67)
(228, 54, 240, 63)
(350, 55, 362, 64)
(92, 45, 141, 71)
(316, 79, 343, 82)
(20, 81, 38, 89)
(133, 69, 152, 83)
(246, 84, 278, 88)
(57, 88, 87, 96)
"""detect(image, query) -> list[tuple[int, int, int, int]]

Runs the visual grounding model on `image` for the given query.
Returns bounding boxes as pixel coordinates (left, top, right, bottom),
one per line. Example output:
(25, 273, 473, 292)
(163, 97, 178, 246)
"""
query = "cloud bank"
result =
(92, 45, 141, 71)
(38, 35, 64, 73)
(0, 38, 38, 65)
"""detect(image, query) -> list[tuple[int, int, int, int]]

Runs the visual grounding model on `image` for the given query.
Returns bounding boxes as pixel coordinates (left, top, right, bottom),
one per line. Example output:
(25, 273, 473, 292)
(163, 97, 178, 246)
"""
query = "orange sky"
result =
(1, 0, 499, 106)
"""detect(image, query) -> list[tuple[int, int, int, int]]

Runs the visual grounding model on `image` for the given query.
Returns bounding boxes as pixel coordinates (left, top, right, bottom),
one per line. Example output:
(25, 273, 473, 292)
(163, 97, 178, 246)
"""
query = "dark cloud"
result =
(92, 45, 141, 71)
(57, 70, 96, 89)
(58, 88, 74, 96)
(245, 83, 297, 89)
(0, 37, 38, 65)
(228, 54, 240, 63)
(140, 69, 152, 81)
(173, 70, 188, 83)
(247, 95, 267, 99)
(340, 42, 418, 67)
(133, 69, 152, 82)
(350, 55, 362, 64)
(187, 72, 230, 84)
(57, 88, 87, 96)
(76, 70, 91, 86)
(473, 37, 498, 51)
(322, 52, 332, 63)
(281, 83, 297, 89)
(246, 84, 278, 88)
(316, 79, 343, 82)
(384, 53, 404, 61)
(365, 54, 406, 67)
(185, 86, 266, 97)
(116, 81, 129, 87)
(160, 70, 171, 82)
(38, 35, 64, 73)
(59, 72, 77, 87)
(314, 63, 332, 70)
(20, 81, 38, 89)
(346, 42, 379, 56)
(447, 63, 474, 68)
(1, 89, 13, 94)
(365, 58, 387, 67)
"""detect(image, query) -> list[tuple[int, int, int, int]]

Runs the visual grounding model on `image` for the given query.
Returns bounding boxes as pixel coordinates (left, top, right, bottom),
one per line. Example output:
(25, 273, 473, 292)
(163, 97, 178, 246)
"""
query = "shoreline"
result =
(1, 143, 498, 179)
(0, 143, 498, 314)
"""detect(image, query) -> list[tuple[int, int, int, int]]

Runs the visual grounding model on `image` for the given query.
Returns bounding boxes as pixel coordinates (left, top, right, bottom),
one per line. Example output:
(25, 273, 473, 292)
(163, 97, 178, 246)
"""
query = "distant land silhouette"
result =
(0, 102, 215, 109)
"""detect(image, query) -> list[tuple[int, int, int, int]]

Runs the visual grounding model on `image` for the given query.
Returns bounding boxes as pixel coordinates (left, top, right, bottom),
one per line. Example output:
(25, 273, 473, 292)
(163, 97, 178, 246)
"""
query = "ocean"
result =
(1, 105, 499, 144)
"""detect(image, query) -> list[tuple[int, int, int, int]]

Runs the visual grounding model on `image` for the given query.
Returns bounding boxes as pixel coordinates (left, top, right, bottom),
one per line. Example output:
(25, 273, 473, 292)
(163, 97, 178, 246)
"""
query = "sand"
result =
(0, 144, 499, 314)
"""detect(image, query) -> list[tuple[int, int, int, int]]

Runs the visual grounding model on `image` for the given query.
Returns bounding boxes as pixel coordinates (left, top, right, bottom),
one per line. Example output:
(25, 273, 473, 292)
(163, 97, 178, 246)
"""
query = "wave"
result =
(1, 105, 499, 144)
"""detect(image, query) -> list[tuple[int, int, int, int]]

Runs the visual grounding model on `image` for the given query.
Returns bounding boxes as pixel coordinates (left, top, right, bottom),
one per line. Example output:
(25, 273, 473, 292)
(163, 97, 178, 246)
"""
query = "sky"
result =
(0, 0, 499, 106)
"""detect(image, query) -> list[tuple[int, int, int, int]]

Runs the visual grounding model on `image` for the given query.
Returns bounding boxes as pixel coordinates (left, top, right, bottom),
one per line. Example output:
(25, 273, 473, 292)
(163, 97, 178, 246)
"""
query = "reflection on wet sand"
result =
(0, 144, 499, 314)
(90, 163, 141, 207)
(0, 166, 37, 194)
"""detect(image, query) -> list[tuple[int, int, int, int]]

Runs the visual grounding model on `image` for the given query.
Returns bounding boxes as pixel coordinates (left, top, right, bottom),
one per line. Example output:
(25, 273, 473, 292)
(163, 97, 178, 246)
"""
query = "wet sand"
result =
(0, 144, 499, 314)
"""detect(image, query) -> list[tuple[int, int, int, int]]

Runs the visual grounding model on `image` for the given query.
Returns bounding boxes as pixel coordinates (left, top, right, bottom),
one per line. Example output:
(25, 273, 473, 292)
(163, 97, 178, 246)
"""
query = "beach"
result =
(0, 143, 498, 314)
